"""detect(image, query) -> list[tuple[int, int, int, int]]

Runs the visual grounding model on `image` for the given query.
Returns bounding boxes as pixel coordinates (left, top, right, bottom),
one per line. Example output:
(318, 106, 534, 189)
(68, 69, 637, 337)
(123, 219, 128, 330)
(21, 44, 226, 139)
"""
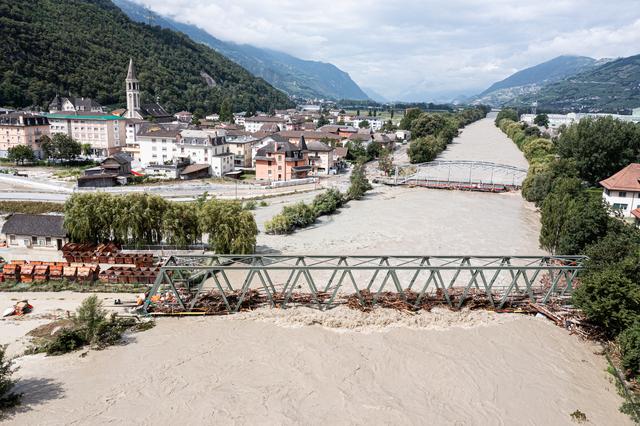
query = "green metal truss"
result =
(143, 255, 586, 314)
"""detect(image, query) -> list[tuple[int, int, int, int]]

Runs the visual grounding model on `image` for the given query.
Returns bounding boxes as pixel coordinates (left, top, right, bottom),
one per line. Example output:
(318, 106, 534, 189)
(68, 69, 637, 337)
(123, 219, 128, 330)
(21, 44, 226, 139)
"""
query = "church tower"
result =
(125, 58, 141, 119)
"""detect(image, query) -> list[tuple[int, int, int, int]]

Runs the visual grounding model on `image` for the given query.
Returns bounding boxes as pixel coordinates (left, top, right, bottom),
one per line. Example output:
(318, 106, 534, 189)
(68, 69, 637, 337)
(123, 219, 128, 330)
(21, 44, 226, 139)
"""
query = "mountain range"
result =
(113, 0, 370, 101)
(473, 54, 640, 112)
(0, 0, 292, 113)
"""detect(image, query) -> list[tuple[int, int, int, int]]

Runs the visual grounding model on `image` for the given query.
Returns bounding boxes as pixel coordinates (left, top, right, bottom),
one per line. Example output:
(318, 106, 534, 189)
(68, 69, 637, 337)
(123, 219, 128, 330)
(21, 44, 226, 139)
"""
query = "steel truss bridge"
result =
(144, 255, 585, 314)
(382, 160, 529, 192)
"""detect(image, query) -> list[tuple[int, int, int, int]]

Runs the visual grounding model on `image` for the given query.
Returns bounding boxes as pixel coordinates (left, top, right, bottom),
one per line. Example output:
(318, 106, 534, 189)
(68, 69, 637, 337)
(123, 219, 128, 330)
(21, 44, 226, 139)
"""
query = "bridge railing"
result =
(143, 255, 586, 314)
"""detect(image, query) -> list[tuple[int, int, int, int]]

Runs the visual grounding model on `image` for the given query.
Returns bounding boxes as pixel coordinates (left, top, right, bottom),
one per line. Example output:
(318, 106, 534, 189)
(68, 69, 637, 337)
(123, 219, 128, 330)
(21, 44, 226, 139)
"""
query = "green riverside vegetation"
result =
(0, 0, 292, 113)
(497, 110, 640, 414)
(63, 193, 257, 254)
(406, 107, 490, 163)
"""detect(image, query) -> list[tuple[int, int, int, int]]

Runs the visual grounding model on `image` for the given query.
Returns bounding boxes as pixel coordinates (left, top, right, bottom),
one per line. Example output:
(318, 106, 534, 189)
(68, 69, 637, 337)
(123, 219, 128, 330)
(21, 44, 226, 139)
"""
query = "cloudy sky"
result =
(134, 0, 640, 101)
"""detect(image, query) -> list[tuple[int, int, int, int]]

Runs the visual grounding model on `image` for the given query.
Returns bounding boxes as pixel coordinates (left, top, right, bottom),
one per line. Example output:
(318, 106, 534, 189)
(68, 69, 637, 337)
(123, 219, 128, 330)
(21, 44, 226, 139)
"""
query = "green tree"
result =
(81, 143, 92, 156)
(74, 295, 107, 344)
(410, 113, 447, 139)
(345, 140, 367, 162)
(494, 109, 518, 126)
(533, 113, 549, 127)
(407, 136, 444, 163)
(7, 145, 35, 165)
(347, 161, 372, 200)
(381, 120, 396, 132)
(317, 115, 329, 127)
(219, 98, 234, 123)
(0, 345, 22, 413)
(378, 147, 393, 176)
(573, 265, 640, 337)
(399, 108, 422, 130)
(359, 120, 370, 129)
(199, 199, 257, 254)
(162, 203, 200, 248)
(556, 116, 640, 185)
(366, 142, 382, 159)
(618, 322, 640, 378)
(42, 133, 81, 161)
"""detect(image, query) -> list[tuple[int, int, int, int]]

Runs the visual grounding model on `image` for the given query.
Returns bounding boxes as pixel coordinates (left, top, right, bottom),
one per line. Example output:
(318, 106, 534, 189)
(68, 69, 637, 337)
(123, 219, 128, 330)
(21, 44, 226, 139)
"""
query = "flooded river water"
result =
(260, 114, 545, 255)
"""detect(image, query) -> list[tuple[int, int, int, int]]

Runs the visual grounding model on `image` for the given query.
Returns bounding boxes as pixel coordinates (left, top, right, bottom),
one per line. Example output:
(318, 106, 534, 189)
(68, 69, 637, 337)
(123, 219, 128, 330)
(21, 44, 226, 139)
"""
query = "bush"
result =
(0, 345, 21, 412)
(573, 266, 640, 337)
(312, 189, 345, 216)
(74, 295, 107, 343)
(282, 202, 317, 228)
(259, 201, 268, 207)
(265, 214, 294, 235)
(522, 138, 555, 161)
(495, 109, 518, 125)
(0, 201, 64, 214)
(243, 200, 257, 210)
(43, 328, 87, 355)
(347, 162, 372, 200)
(619, 322, 640, 379)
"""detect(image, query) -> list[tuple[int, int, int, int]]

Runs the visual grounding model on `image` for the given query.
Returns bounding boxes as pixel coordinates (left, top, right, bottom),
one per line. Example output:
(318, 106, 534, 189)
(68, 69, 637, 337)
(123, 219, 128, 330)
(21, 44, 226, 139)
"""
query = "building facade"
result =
(46, 112, 126, 157)
(138, 125, 233, 177)
(1, 214, 68, 250)
(0, 113, 50, 158)
(244, 116, 286, 133)
(255, 135, 311, 181)
(600, 163, 640, 219)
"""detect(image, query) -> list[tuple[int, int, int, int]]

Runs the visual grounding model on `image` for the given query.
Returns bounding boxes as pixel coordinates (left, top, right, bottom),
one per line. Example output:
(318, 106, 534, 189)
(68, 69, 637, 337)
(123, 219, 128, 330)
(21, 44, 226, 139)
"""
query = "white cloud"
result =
(134, 0, 640, 101)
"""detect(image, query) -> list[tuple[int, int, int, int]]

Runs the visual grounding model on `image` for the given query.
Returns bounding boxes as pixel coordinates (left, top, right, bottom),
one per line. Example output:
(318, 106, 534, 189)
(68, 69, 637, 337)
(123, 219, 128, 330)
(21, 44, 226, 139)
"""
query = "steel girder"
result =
(143, 255, 585, 314)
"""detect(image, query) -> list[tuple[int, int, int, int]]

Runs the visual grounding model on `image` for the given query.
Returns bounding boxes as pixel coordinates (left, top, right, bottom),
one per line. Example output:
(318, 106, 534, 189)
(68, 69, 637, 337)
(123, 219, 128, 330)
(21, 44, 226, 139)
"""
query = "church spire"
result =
(126, 58, 137, 81)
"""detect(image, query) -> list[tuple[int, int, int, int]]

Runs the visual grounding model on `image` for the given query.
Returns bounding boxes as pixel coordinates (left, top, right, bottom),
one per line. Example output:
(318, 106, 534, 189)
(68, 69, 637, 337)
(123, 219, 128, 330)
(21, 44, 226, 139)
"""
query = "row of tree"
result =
(63, 193, 257, 254)
(265, 163, 372, 234)
(405, 107, 489, 163)
(4, 134, 84, 165)
(498, 110, 640, 383)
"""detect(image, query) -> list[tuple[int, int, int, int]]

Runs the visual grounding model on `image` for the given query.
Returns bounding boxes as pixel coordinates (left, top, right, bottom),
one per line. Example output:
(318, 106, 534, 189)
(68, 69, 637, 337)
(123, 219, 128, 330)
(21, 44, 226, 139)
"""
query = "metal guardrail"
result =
(143, 255, 586, 313)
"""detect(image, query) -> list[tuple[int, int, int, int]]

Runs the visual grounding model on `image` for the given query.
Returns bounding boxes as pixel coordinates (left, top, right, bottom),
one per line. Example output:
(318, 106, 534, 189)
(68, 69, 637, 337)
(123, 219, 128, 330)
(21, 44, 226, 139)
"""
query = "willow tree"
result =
(163, 202, 200, 248)
(199, 199, 257, 254)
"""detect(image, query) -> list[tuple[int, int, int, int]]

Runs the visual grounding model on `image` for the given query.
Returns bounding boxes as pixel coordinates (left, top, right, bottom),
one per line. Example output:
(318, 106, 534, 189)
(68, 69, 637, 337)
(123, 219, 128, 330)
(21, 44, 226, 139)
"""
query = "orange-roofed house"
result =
(600, 163, 640, 219)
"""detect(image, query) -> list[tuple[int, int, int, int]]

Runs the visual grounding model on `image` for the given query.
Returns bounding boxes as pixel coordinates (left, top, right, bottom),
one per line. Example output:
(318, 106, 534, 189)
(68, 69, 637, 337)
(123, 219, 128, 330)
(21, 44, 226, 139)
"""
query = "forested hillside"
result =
(0, 0, 293, 113)
(516, 54, 640, 112)
(114, 0, 370, 101)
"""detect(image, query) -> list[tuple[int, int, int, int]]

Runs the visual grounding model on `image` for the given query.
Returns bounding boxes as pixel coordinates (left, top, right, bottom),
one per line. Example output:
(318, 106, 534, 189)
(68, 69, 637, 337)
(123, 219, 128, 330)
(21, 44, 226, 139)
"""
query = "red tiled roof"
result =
(632, 208, 640, 219)
(600, 163, 640, 191)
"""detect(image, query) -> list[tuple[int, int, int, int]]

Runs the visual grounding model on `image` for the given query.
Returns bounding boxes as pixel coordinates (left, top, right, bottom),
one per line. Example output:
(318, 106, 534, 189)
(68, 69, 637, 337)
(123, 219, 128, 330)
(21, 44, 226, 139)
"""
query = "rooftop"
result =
(600, 163, 640, 192)
(1, 214, 66, 238)
(45, 111, 125, 121)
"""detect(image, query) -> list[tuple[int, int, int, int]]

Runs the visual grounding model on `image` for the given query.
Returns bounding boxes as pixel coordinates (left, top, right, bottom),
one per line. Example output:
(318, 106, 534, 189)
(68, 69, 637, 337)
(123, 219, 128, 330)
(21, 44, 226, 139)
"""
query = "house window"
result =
(612, 203, 628, 211)
(31, 236, 37, 245)
(9, 235, 15, 245)
(604, 189, 610, 196)
(46, 237, 51, 246)
(619, 192, 627, 198)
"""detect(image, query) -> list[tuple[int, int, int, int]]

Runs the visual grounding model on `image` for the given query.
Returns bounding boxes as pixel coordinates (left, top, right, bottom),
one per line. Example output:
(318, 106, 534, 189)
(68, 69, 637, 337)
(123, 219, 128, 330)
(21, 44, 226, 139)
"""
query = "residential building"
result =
(78, 153, 132, 188)
(46, 111, 126, 157)
(123, 59, 173, 123)
(600, 163, 640, 219)
(254, 135, 311, 181)
(180, 129, 233, 177)
(347, 116, 383, 131)
(138, 125, 233, 177)
(244, 116, 287, 133)
(521, 108, 640, 128)
(395, 129, 412, 142)
(175, 111, 193, 123)
(0, 113, 50, 158)
(1, 214, 68, 250)
(137, 122, 187, 167)
(225, 130, 260, 168)
(278, 131, 341, 146)
(305, 139, 335, 175)
(49, 96, 104, 113)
